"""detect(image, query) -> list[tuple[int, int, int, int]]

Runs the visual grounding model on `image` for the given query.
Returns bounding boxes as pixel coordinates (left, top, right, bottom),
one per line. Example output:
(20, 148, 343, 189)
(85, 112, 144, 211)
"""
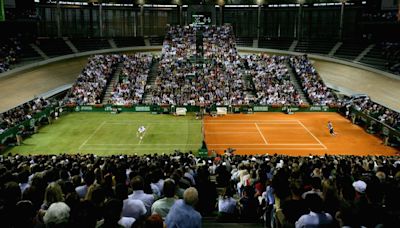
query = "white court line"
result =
(207, 143, 324, 146)
(205, 132, 258, 134)
(205, 122, 299, 125)
(255, 123, 268, 145)
(105, 122, 202, 125)
(78, 121, 106, 150)
(296, 120, 328, 149)
(81, 148, 192, 151)
(85, 143, 200, 146)
(210, 147, 327, 150)
(206, 120, 298, 122)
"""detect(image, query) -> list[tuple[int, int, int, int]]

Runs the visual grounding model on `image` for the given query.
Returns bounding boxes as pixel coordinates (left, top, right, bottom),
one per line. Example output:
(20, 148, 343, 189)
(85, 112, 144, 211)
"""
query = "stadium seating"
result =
(289, 55, 337, 106)
(295, 40, 337, 55)
(70, 38, 112, 52)
(258, 38, 293, 50)
(148, 36, 164, 46)
(334, 41, 370, 60)
(18, 40, 42, 62)
(35, 38, 73, 57)
(235, 37, 253, 47)
(108, 54, 153, 105)
(0, 37, 21, 72)
(65, 55, 120, 105)
(113, 37, 145, 47)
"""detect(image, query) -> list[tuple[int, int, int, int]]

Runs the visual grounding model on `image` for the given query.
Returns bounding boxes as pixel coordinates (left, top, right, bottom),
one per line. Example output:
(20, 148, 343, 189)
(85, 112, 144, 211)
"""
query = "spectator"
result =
(115, 183, 146, 220)
(151, 179, 177, 219)
(0, 97, 51, 134)
(217, 186, 237, 221)
(75, 170, 95, 199)
(295, 193, 333, 228)
(289, 55, 337, 105)
(0, 37, 21, 73)
(238, 186, 260, 222)
(42, 182, 64, 210)
(245, 54, 303, 106)
(0, 152, 399, 228)
(280, 180, 308, 227)
(129, 176, 155, 214)
(97, 199, 124, 228)
(109, 54, 153, 105)
(65, 55, 120, 105)
(14, 200, 37, 228)
(43, 202, 71, 228)
(165, 187, 202, 228)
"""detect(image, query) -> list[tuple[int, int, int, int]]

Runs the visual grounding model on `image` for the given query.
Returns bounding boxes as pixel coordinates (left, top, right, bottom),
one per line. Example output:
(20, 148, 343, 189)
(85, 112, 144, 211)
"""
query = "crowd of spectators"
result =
(0, 97, 51, 135)
(289, 55, 337, 106)
(202, 25, 247, 105)
(362, 10, 399, 22)
(350, 97, 400, 130)
(0, 152, 399, 228)
(149, 25, 249, 106)
(149, 25, 200, 105)
(109, 54, 153, 105)
(0, 38, 21, 73)
(65, 55, 120, 105)
(244, 54, 304, 106)
(381, 42, 400, 75)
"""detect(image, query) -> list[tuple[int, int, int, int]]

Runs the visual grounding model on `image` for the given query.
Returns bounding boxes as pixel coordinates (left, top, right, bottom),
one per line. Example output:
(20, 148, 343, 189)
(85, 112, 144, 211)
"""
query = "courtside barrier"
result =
(63, 104, 339, 113)
(0, 105, 57, 144)
(350, 108, 400, 145)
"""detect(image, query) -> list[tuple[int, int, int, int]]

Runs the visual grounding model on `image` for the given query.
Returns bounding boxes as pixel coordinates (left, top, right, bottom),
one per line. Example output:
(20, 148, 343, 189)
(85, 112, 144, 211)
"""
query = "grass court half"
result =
(8, 112, 203, 156)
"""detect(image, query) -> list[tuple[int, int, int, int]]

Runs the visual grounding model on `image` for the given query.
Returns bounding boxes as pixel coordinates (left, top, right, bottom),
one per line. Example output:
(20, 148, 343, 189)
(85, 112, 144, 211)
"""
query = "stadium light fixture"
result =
(173, 0, 182, 5)
(256, 0, 264, 5)
(217, 0, 225, 6)
(137, 0, 145, 5)
(297, 0, 305, 4)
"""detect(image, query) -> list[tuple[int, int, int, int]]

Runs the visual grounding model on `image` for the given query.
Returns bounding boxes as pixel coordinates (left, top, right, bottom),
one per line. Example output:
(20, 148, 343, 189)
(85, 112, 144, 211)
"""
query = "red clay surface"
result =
(204, 112, 400, 156)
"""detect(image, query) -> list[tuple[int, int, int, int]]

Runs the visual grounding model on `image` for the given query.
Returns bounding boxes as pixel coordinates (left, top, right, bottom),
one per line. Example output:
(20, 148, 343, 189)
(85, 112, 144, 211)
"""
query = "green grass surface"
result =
(7, 112, 203, 156)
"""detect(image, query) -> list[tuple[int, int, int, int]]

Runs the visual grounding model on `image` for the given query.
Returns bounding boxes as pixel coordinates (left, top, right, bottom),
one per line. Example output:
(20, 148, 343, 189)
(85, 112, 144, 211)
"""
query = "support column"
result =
(297, 3, 302, 40)
(219, 5, 223, 26)
(56, 0, 61, 38)
(99, 3, 103, 37)
(140, 5, 144, 36)
(178, 5, 182, 26)
(133, 9, 137, 37)
(339, 2, 345, 40)
(257, 5, 261, 40)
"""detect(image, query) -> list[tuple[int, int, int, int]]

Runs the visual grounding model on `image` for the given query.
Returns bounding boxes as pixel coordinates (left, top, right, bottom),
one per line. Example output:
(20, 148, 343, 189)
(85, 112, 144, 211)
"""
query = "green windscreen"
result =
(0, 0, 4, 22)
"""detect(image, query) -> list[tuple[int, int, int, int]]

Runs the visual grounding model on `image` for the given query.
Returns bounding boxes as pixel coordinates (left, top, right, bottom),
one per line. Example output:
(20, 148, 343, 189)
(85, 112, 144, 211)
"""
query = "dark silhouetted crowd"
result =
(0, 152, 399, 228)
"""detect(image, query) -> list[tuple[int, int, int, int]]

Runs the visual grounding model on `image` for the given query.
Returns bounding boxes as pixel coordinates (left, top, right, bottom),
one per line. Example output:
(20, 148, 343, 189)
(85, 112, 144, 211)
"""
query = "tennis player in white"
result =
(137, 125, 146, 141)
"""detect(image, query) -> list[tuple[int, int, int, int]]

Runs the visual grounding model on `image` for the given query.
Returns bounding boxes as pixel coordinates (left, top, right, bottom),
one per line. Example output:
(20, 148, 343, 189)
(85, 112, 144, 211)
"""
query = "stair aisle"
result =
(241, 68, 257, 104)
(102, 63, 124, 105)
(285, 60, 310, 105)
(143, 59, 160, 104)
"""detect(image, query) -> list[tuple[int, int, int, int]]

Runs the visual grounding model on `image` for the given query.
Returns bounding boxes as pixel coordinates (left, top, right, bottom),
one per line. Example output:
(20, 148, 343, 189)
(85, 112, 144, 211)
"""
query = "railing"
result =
(349, 108, 400, 145)
(63, 103, 338, 113)
(0, 104, 57, 144)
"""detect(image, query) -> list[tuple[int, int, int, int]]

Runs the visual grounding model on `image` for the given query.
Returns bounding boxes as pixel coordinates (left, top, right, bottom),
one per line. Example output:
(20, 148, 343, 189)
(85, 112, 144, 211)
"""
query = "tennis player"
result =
(137, 125, 146, 140)
(327, 121, 336, 136)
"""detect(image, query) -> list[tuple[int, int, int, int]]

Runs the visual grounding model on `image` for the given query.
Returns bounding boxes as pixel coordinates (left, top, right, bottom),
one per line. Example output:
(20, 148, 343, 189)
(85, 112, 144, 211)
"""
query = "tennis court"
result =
(204, 113, 400, 156)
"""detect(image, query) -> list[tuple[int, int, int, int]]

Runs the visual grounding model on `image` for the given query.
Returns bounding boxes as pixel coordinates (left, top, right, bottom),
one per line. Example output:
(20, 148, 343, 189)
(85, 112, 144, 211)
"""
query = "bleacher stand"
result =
(0, 153, 398, 227)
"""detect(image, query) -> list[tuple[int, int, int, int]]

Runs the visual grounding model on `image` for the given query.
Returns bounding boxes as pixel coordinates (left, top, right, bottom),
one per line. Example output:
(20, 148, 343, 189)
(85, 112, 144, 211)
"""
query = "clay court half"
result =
(204, 112, 400, 156)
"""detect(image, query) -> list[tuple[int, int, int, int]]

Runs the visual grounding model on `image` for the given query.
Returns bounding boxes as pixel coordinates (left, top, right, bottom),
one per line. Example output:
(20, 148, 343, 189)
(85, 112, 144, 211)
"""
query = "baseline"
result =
(296, 120, 327, 149)
(78, 121, 106, 150)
